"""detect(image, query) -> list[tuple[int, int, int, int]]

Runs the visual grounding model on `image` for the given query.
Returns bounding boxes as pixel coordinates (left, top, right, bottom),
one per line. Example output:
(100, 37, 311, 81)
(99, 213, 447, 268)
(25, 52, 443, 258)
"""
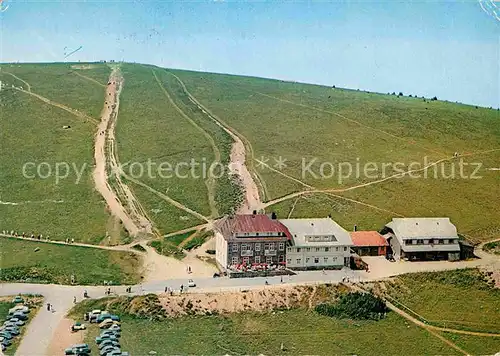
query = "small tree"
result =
(398, 92, 403, 96)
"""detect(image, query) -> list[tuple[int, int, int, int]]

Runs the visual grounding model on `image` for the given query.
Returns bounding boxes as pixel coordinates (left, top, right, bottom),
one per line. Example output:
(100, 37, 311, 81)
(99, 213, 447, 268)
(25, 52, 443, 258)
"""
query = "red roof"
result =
(219, 214, 292, 240)
(350, 231, 388, 247)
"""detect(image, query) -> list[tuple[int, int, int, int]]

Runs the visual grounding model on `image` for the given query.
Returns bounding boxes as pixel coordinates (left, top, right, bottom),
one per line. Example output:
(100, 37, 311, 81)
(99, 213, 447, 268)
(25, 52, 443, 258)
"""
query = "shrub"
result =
(315, 292, 388, 320)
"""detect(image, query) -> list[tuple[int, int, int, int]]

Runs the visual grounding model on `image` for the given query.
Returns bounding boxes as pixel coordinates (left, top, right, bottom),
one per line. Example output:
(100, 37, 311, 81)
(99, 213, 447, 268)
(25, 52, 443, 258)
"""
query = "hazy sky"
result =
(1, 0, 499, 108)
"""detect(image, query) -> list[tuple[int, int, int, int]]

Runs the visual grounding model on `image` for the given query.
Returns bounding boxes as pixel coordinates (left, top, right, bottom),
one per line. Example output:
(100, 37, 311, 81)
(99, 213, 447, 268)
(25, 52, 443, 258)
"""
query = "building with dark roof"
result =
(214, 213, 291, 271)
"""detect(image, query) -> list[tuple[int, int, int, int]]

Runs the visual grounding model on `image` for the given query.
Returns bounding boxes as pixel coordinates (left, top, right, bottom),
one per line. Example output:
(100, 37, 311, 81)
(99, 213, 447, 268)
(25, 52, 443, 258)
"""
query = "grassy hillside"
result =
(170, 68, 500, 241)
(0, 237, 142, 285)
(382, 269, 500, 334)
(0, 63, 110, 118)
(0, 88, 110, 243)
(1, 62, 498, 242)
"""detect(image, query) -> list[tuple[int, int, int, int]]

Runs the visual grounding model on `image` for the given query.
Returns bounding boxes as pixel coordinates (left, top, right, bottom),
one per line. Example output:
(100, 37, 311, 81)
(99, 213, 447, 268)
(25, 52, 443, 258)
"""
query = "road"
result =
(2, 246, 499, 356)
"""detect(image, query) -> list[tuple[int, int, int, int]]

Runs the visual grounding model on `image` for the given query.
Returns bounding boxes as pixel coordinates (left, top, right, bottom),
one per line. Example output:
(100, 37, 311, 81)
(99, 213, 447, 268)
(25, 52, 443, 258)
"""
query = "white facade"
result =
(286, 245, 350, 269)
(215, 231, 228, 269)
(280, 218, 353, 270)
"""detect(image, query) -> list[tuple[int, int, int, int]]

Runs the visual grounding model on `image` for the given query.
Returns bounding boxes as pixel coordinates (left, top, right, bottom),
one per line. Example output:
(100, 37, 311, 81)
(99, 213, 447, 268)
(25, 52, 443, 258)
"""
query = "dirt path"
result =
(125, 173, 210, 223)
(152, 70, 220, 219)
(141, 243, 217, 281)
(255, 91, 448, 158)
(261, 148, 500, 210)
(3, 71, 31, 92)
(104, 74, 154, 237)
(92, 68, 143, 237)
(72, 71, 106, 87)
(46, 318, 84, 356)
(0, 233, 140, 253)
(15, 88, 99, 125)
(168, 72, 263, 213)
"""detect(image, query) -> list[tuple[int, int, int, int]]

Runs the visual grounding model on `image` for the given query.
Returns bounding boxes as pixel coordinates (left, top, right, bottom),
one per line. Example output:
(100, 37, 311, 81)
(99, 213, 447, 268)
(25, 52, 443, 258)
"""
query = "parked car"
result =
(12, 296, 24, 304)
(0, 332, 13, 340)
(100, 345, 120, 356)
(96, 314, 112, 323)
(4, 327, 19, 336)
(99, 339, 120, 349)
(9, 305, 29, 314)
(188, 279, 196, 287)
(71, 322, 86, 332)
(1, 338, 12, 347)
(12, 312, 28, 321)
(109, 315, 120, 322)
(108, 324, 121, 331)
(101, 332, 120, 340)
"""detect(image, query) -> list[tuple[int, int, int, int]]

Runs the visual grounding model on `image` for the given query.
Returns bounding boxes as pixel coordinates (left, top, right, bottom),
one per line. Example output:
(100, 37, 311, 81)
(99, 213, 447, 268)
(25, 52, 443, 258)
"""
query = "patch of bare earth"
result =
(158, 284, 344, 317)
(47, 318, 84, 356)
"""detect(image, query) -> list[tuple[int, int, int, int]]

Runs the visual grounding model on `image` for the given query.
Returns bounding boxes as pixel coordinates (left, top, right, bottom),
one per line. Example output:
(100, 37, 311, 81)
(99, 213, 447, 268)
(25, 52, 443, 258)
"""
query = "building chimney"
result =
(354, 224, 357, 232)
(252, 210, 257, 215)
(271, 212, 277, 220)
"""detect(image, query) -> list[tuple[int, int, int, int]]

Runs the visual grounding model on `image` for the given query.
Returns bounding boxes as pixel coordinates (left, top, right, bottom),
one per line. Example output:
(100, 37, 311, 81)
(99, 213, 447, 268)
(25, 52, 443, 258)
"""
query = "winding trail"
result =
(259, 148, 500, 210)
(124, 173, 210, 223)
(152, 70, 220, 218)
(15, 88, 99, 125)
(167, 71, 263, 214)
(3, 71, 31, 92)
(72, 71, 106, 87)
(255, 91, 448, 158)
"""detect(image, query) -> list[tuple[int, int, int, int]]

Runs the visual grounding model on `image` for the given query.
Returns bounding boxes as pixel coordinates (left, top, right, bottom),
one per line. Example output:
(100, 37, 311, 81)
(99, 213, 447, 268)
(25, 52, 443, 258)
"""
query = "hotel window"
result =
(287, 247, 291, 252)
(344, 247, 347, 251)
(314, 257, 319, 264)
(243, 257, 250, 264)
(315, 248, 320, 252)
(287, 258, 291, 265)
(231, 256, 238, 265)
(336, 247, 339, 252)
(255, 243, 261, 251)
(279, 255, 285, 263)
(266, 256, 273, 264)
(255, 256, 261, 263)
(232, 244, 238, 252)
(296, 258, 301, 264)
(265, 243, 275, 250)
(324, 257, 328, 263)
(297, 248, 301, 253)
(306, 257, 310, 263)
(279, 242, 285, 251)
(241, 243, 248, 251)
(417, 239, 424, 244)
(306, 247, 311, 252)
(325, 247, 329, 252)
